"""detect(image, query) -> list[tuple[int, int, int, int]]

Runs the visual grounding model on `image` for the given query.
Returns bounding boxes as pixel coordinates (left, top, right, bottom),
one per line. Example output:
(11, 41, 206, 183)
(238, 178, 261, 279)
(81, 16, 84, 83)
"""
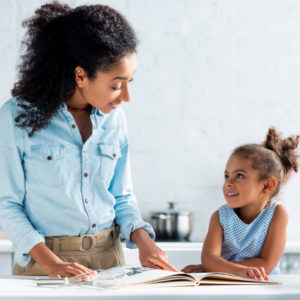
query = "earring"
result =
(75, 67, 83, 76)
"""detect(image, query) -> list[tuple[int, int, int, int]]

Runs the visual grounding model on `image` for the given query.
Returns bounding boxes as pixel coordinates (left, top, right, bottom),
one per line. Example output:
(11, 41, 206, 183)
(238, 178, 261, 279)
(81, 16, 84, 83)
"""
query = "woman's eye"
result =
(112, 86, 122, 91)
(237, 173, 244, 179)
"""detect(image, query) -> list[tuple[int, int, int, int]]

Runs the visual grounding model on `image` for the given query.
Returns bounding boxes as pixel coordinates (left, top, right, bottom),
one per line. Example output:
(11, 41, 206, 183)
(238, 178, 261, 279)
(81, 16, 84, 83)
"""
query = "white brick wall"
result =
(0, 0, 300, 241)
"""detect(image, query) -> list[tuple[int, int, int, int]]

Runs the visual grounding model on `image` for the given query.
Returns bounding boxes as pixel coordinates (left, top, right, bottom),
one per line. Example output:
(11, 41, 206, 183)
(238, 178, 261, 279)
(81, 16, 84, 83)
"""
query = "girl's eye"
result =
(237, 173, 244, 179)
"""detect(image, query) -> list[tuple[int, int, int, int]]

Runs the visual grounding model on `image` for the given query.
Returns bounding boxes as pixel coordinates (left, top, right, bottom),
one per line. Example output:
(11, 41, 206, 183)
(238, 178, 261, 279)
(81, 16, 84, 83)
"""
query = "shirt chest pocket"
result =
(98, 144, 122, 186)
(25, 144, 67, 187)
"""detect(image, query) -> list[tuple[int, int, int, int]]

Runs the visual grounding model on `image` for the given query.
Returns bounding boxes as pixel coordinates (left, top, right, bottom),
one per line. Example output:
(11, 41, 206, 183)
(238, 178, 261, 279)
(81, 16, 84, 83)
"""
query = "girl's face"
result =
(70, 52, 137, 114)
(223, 154, 267, 209)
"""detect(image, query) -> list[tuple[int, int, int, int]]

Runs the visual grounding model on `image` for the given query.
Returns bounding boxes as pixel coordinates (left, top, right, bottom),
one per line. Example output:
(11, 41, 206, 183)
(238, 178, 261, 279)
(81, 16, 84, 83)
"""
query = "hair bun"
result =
(22, 1, 71, 29)
(263, 127, 299, 175)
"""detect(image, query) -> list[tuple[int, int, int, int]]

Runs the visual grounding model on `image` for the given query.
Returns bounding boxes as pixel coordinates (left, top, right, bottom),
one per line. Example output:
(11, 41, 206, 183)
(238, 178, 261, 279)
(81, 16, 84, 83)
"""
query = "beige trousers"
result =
(13, 225, 125, 276)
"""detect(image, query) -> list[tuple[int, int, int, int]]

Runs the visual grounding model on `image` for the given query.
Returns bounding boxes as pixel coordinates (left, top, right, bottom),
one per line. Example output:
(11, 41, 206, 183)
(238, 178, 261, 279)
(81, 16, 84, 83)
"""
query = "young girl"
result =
(182, 128, 299, 280)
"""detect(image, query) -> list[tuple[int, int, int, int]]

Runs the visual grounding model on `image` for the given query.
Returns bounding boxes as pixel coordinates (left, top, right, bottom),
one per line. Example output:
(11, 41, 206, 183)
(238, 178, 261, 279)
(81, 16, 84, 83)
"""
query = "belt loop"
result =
(52, 238, 60, 254)
(112, 222, 119, 241)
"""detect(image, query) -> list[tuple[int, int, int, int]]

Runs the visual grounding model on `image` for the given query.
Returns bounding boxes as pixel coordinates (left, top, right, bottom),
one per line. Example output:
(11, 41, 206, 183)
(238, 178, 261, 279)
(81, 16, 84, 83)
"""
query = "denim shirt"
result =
(0, 98, 154, 266)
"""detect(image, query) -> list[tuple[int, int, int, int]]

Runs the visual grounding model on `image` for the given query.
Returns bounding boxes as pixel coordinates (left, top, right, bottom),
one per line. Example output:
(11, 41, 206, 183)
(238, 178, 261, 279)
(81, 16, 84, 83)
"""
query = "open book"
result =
(35, 265, 280, 288)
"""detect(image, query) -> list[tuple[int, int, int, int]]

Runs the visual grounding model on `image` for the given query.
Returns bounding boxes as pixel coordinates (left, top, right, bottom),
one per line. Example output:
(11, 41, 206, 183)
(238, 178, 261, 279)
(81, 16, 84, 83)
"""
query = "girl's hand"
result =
(181, 264, 205, 273)
(131, 228, 179, 272)
(238, 266, 269, 281)
(47, 261, 97, 280)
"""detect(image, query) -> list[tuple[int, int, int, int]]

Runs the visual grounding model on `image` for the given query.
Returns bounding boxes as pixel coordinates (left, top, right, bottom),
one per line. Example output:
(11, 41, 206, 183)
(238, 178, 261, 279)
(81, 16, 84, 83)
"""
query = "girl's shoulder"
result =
(217, 204, 234, 227)
(272, 202, 288, 223)
(218, 204, 232, 216)
(265, 201, 287, 219)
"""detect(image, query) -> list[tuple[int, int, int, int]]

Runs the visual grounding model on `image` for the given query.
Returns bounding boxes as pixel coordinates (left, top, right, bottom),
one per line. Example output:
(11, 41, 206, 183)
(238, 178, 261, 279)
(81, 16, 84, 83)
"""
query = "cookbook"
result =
(35, 265, 281, 288)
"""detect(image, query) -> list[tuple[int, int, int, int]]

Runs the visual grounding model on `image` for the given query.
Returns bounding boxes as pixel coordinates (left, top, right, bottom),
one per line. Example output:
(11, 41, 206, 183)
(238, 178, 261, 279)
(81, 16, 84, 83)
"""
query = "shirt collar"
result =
(60, 103, 104, 117)
(91, 106, 104, 116)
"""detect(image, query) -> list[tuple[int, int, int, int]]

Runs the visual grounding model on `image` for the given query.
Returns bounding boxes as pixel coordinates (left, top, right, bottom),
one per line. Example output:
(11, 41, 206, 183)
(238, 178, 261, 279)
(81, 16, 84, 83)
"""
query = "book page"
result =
(35, 266, 280, 287)
(92, 266, 196, 287)
(190, 272, 280, 285)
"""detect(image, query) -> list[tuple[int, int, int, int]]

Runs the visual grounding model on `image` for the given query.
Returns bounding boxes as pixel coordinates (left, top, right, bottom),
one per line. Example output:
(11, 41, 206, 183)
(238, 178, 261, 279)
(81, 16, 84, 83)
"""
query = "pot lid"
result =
(151, 202, 191, 216)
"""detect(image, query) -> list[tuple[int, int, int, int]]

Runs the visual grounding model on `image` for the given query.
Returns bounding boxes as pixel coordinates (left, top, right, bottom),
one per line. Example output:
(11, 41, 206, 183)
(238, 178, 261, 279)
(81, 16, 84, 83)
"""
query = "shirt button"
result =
(85, 198, 89, 203)
(92, 224, 96, 228)
(112, 153, 116, 158)
(83, 148, 87, 153)
(84, 172, 88, 177)
(72, 124, 76, 129)
(47, 156, 52, 160)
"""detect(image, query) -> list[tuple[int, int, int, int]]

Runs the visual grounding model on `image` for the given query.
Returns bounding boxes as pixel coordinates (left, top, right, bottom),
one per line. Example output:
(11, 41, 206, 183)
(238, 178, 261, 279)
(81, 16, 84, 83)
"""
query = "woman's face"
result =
(71, 52, 137, 114)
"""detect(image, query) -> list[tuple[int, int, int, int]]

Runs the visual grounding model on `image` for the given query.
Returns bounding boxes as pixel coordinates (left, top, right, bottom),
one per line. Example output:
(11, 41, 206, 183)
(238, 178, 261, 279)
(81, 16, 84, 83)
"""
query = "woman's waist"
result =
(45, 223, 120, 252)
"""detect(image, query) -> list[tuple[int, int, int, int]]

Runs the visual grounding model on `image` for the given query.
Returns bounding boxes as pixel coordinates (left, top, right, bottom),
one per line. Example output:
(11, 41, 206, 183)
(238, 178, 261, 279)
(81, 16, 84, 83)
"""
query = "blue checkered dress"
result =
(219, 201, 280, 275)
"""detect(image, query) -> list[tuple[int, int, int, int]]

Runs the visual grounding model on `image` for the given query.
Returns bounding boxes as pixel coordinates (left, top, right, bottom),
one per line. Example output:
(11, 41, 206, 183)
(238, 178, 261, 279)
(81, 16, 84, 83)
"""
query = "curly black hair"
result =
(12, 1, 138, 137)
(232, 127, 299, 198)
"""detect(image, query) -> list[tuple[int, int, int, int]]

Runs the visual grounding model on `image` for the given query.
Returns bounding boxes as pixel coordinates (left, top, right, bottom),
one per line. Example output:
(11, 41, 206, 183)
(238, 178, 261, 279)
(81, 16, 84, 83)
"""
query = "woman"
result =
(0, 1, 177, 277)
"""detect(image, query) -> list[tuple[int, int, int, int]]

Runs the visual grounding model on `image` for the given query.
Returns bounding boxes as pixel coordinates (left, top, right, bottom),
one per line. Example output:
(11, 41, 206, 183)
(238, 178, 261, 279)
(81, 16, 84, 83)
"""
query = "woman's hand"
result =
(238, 266, 269, 281)
(181, 264, 205, 273)
(29, 242, 97, 279)
(131, 228, 179, 272)
(47, 261, 97, 279)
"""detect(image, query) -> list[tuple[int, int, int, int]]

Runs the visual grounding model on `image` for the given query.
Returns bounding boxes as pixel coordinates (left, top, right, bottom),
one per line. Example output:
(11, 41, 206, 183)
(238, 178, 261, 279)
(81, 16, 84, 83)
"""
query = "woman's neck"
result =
(66, 88, 90, 111)
(67, 104, 92, 113)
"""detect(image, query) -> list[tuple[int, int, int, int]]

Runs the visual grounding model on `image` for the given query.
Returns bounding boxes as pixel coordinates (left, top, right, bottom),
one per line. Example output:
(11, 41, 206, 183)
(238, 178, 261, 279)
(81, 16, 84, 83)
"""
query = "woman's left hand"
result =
(131, 228, 179, 272)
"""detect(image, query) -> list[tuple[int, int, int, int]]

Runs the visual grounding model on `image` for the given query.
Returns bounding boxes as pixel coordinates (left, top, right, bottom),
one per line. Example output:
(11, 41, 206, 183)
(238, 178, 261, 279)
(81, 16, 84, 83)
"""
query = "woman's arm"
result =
(0, 101, 45, 267)
(0, 101, 96, 278)
(231, 204, 288, 274)
(110, 111, 178, 271)
(201, 211, 267, 280)
(29, 243, 96, 278)
(131, 228, 179, 271)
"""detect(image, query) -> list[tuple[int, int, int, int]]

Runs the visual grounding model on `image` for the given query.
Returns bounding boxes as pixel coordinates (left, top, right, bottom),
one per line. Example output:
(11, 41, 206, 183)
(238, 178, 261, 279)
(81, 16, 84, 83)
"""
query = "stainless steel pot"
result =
(150, 202, 193, 241)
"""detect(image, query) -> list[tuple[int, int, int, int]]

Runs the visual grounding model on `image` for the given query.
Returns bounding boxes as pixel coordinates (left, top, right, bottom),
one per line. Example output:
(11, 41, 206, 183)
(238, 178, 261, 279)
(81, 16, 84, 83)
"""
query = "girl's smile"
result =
(225, 191, 240, 200)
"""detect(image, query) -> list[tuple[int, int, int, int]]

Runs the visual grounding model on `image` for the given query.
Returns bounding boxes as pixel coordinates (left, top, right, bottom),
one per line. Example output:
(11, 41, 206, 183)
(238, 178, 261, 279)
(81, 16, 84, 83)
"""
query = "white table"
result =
(0, 275, 299, 299)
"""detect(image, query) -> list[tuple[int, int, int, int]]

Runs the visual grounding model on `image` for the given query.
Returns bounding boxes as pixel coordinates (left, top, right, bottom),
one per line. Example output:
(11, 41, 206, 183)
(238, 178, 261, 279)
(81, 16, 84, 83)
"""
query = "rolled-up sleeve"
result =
(0, 101, 44, 266)
(109, 114, 155, 248)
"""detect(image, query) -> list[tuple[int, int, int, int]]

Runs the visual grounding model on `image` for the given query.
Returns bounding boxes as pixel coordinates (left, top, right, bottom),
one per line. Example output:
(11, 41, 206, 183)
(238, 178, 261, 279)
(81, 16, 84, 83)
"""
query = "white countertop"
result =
(0, 275, 299, 299)
(1, 239, 300, 253)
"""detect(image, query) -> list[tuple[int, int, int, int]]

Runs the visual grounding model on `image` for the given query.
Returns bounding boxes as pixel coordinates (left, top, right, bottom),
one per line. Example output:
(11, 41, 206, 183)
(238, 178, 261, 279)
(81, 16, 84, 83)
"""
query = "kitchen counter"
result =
(0, 275, 299, 299)
(1, 239, 300, 274)
(2, 239, 300, 253)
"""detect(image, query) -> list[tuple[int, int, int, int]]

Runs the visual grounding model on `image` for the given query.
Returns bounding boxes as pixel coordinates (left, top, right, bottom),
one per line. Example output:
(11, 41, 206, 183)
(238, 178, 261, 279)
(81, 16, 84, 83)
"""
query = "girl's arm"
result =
(201, 211, 241, 274)
(201, 211, 267, 280)
(231, 204, 288, 274)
